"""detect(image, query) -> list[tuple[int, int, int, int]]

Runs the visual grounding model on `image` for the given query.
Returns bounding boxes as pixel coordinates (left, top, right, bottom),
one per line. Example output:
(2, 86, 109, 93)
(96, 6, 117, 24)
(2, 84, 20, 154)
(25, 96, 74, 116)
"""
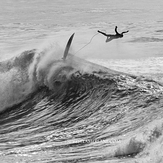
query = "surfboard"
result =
(63, 33, 75, 60)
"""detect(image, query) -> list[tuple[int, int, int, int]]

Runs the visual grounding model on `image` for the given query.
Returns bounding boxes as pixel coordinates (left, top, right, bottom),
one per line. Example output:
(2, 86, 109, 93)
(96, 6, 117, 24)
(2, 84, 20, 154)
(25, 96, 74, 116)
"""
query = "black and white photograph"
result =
(0, 0, 163, 162)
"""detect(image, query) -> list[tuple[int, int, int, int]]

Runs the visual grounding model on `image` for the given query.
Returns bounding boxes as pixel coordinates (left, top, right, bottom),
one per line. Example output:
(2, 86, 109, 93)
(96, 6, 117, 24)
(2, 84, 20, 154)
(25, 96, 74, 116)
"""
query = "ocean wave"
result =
(1, 44, 163, 162)
(0, 44, 114, 113)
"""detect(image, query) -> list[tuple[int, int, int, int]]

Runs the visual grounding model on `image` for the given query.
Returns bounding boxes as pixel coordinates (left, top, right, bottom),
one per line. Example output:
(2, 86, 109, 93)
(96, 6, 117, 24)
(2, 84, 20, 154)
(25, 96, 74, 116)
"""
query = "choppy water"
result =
(0, 0, 163, 163)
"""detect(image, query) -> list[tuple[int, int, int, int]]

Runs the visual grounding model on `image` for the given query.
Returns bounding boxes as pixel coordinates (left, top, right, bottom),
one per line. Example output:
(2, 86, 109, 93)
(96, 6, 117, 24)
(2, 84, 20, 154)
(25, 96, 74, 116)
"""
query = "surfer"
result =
(98, 26, 129, 42)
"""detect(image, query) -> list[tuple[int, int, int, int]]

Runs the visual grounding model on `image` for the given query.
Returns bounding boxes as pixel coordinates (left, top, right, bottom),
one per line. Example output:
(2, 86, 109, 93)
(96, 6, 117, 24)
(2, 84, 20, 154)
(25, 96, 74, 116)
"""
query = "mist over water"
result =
(0, 0, 163, 163)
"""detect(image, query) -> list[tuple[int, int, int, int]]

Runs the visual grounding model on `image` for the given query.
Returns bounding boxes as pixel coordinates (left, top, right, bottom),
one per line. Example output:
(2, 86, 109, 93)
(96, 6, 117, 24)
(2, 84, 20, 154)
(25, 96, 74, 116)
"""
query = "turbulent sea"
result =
(0, 0, 163, 162)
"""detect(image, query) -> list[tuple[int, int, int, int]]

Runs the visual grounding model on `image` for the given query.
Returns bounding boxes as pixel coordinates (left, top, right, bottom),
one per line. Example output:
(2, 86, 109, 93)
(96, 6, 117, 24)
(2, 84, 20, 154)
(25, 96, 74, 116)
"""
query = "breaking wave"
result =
(1, 44, 163, 163)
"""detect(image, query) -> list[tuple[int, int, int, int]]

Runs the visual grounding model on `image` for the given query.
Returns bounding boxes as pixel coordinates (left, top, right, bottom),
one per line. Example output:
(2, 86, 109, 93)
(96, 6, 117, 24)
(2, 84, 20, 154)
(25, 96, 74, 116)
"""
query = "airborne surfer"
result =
(98, 26, 129, 42)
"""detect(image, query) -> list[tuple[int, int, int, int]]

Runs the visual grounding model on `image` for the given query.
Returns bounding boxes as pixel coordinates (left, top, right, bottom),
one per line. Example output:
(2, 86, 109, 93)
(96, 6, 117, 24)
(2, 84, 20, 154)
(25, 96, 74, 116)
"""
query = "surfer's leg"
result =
(98, 30, 108, 37)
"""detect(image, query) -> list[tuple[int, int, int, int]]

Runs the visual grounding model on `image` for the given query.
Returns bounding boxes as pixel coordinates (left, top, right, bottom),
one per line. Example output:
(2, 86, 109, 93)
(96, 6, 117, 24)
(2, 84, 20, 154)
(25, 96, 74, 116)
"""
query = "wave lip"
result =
(0, 43, 117, 113)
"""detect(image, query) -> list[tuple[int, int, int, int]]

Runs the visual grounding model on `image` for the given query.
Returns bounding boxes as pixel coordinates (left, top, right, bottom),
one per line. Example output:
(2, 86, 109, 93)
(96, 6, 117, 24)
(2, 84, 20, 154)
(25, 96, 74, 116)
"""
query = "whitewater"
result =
(0, 0, 163, 162)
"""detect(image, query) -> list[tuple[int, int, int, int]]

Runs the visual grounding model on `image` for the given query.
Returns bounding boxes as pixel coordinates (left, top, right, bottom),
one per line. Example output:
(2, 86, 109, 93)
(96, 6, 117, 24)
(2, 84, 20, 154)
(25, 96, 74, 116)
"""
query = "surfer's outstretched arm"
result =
(98, 30, 108, 37)
(121, 30, 129, 34)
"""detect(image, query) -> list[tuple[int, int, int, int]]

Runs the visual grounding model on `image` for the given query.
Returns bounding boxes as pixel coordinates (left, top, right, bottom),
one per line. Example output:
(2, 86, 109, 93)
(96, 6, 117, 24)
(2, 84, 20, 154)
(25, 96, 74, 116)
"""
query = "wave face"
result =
(1, 48, 163, 163)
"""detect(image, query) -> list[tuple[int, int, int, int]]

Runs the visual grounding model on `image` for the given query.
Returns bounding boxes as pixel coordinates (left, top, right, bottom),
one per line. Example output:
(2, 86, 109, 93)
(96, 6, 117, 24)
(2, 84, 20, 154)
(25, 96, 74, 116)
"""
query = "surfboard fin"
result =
(63, 33, 75, 61)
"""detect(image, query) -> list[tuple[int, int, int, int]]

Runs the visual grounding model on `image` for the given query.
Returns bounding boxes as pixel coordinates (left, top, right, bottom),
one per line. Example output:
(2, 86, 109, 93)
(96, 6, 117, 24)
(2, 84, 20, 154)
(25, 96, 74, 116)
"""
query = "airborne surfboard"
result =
(63, 33, 75, 60)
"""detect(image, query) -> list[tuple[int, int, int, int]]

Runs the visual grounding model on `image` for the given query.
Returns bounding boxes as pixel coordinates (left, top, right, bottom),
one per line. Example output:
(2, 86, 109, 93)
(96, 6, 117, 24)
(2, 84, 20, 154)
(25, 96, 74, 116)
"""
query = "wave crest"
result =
(0, 45, 75, 112)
